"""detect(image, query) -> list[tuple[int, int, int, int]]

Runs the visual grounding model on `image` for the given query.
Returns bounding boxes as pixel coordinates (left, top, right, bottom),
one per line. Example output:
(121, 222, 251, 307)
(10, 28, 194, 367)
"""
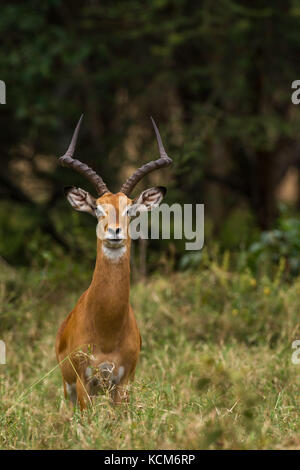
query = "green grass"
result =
(0, 255, 299, 449)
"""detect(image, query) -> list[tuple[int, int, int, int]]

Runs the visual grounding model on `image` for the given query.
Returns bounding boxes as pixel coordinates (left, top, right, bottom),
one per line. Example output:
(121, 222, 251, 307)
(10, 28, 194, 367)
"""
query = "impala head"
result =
(59, 115, 171, 259)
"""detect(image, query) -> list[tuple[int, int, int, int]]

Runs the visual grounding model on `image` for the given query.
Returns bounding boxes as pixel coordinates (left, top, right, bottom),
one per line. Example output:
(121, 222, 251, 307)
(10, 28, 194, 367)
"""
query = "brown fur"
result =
(55, 193, 141, 409)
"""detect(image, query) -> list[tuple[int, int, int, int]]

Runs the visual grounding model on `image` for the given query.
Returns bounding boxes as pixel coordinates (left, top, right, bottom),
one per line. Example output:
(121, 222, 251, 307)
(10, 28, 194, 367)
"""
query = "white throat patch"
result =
(102, 245, 126, 262)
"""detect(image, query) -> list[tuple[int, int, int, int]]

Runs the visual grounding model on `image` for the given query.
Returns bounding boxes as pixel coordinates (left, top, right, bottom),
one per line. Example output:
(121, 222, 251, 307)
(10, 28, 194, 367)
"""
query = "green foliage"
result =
(219, 209, 259, 250)
(2, 1, 300, 267)
(249, 207, 300, 275)
(0, 1, 299, 450)
(0, 255, 299, 449)
(0, 201, 54, 265)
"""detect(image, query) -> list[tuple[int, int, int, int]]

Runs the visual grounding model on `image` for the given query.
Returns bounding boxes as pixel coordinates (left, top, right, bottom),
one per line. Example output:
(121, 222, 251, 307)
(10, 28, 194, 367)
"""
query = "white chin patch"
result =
(102, 245, 126, 261)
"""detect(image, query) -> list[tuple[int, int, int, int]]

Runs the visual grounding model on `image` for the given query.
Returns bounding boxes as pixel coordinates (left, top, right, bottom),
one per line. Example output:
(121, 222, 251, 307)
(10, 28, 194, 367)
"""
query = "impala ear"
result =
(128, 186, 166, 216)
(64, 186, 97, 217)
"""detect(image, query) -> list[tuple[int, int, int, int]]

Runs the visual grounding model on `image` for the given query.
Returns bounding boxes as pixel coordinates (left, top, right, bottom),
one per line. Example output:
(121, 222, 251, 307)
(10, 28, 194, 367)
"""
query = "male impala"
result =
(55, 116, 172, 409)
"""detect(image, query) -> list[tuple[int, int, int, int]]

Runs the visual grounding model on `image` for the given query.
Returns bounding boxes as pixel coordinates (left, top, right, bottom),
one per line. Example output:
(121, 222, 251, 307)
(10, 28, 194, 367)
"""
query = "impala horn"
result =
(119, 117, 172, 196)
(58, 115, 109, 196)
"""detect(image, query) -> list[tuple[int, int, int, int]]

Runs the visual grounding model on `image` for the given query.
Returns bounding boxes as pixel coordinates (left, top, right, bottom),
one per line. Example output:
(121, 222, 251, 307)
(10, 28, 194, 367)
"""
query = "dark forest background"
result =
(1, 0, 300, 274)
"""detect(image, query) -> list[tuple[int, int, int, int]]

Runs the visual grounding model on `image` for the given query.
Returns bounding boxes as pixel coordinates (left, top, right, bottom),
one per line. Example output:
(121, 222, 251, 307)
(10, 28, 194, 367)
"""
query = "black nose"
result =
(108, 227, 121, 236)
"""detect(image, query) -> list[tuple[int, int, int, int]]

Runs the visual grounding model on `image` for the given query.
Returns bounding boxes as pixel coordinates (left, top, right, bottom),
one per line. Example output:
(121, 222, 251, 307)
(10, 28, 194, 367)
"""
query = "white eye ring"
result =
(95, 205, 106, 218)
(123, 205, 140, 217)
(122, 205, 132, 217)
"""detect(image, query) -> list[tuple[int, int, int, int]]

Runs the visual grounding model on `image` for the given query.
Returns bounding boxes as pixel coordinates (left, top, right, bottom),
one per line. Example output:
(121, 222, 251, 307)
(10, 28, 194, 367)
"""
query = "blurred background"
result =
(1, 0, 300, 276)
(1, 2, 300, 450)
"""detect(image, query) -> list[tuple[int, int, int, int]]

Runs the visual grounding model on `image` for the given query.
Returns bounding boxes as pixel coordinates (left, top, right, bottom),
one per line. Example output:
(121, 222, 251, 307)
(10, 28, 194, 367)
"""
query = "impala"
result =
(55, 116, 172, 409)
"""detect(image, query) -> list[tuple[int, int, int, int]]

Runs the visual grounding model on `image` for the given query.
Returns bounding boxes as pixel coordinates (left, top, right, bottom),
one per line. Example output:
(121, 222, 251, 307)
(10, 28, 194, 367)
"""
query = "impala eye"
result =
(122, 205, 132, 217)
(95, 205, 106, 218)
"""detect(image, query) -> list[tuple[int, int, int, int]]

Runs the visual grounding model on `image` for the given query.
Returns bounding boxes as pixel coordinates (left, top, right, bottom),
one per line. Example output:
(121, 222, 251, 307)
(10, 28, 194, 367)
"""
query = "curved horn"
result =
(120, 117, 172, 196)
(58, 115, 109, 196)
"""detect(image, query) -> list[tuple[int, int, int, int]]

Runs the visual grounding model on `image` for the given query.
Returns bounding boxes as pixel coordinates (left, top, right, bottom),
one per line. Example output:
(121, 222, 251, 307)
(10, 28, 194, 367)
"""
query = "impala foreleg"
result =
(65, 380, 77, 406)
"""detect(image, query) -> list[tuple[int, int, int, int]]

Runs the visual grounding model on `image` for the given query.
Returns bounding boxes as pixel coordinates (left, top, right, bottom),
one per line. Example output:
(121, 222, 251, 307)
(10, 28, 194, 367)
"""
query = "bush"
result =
(249, 206, 300, 276)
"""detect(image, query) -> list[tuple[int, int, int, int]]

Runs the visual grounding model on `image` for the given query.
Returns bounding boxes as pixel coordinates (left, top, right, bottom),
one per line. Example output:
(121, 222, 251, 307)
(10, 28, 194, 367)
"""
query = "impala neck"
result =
(86, 239, 131, 323)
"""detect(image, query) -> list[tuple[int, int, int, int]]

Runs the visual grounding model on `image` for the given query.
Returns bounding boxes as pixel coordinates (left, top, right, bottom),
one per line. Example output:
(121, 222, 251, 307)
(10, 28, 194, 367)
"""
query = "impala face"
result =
(65, 186, 166, 258)
(96, 193, 131, 250)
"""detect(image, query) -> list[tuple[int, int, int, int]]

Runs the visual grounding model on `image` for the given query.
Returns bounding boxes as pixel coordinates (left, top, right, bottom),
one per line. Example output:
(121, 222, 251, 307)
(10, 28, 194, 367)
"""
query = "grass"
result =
(0, 253, 299, 449)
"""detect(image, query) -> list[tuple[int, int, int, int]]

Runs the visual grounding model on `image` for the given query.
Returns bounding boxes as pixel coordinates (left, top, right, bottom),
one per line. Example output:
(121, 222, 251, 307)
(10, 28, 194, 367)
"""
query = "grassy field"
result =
(0, 254, 299, 450)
